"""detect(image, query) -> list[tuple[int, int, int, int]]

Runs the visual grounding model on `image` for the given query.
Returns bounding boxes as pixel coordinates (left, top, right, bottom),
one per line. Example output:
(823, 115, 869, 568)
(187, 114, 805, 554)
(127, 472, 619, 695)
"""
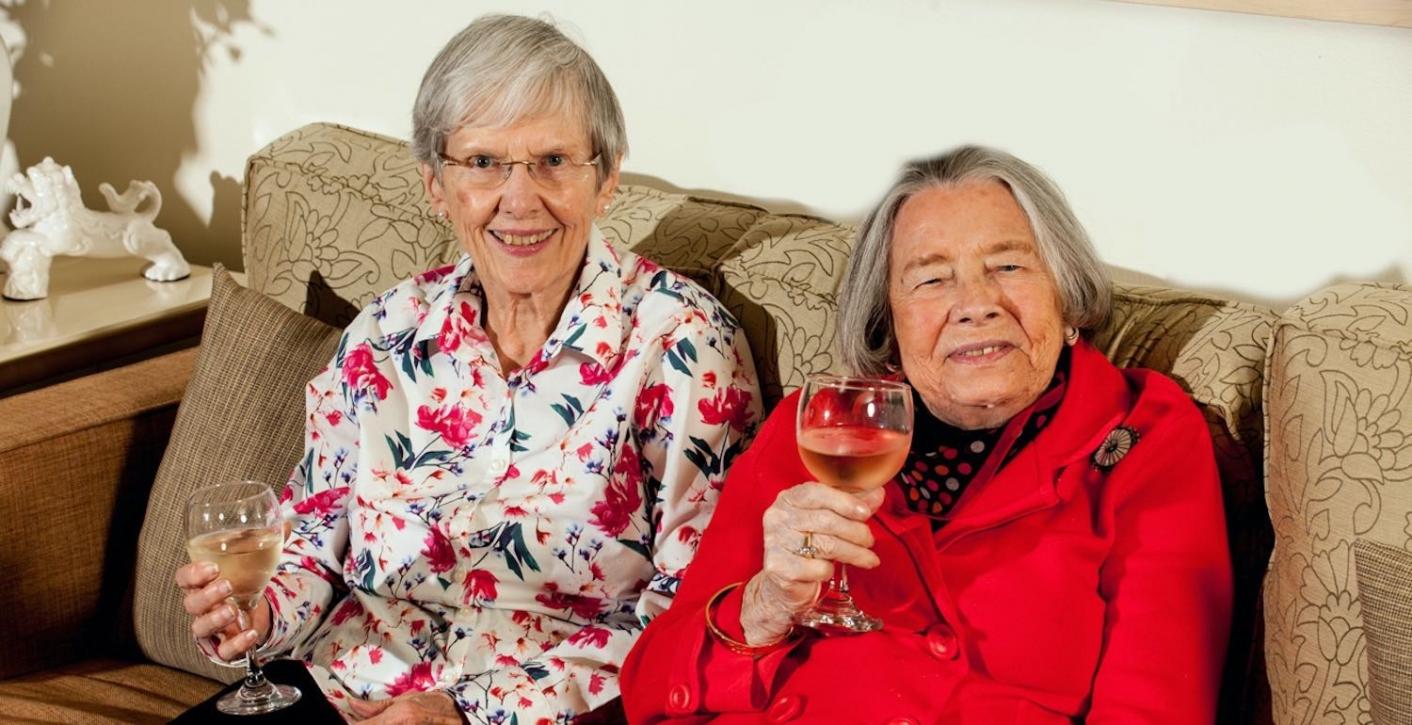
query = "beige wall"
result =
(1, 0, 1408, 307)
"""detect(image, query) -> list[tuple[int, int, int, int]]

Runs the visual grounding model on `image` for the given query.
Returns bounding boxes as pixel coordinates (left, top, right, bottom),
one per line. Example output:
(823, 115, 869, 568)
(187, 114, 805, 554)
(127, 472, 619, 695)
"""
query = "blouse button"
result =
(766, 694, 806, 722)
(667, 683, 693, 713)
(925, 623, 960, 661)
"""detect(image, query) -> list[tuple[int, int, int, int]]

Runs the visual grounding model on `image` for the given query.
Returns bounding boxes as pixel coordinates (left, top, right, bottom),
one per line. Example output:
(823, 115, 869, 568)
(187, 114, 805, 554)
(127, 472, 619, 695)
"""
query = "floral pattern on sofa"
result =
(1264, 283, 1412, 725)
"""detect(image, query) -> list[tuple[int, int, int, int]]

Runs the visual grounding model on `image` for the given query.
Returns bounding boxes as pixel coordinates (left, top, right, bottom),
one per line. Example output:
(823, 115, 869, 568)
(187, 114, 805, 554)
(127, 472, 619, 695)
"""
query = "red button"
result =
(925, 623, 959, 661)
(667, 683, 692, 712)
(884, 718, 919, 725)
(767, 694, 806, 722)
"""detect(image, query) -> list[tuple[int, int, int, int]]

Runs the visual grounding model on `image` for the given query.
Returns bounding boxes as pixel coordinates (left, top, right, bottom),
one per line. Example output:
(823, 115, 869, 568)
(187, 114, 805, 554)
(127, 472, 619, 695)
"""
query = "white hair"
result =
(410, 14, 627, 181)
(837, 145, 1112, 375)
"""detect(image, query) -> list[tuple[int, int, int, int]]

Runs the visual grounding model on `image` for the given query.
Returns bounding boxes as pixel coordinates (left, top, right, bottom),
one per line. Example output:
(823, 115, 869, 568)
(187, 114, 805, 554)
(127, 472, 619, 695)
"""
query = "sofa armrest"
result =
(1263, 283, 1412, 723)
(0, 348, 197, 680)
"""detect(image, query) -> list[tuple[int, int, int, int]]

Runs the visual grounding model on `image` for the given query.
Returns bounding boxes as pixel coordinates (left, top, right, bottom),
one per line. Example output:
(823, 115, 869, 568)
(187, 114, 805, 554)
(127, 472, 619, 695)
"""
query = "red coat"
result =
(621, 342, 1232, 724)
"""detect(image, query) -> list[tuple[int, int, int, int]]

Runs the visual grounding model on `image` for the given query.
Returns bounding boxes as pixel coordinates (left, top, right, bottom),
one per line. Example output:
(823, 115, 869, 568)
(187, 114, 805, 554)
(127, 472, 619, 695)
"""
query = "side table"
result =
(0, 257, 217, 396)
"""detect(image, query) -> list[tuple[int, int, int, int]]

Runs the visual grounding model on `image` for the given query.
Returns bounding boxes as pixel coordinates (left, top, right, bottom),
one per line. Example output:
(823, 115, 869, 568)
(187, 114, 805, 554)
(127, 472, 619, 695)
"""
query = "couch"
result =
(0, 122, 1408, 724)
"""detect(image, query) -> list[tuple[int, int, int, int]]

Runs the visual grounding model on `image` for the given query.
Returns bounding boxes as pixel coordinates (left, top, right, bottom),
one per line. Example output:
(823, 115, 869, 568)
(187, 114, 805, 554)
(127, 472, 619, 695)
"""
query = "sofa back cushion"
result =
(132, 267, 341, 682)
(1263, 282, 1412, 724)
(243, 122, 1277, 721)
(242, 123, 766, 326)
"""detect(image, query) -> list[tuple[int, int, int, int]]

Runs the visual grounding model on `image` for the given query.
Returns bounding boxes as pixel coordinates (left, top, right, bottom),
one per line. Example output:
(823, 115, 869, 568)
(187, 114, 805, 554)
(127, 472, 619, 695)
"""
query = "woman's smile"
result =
(487, 227, 558, 257)
(947, 340, 1016, 364)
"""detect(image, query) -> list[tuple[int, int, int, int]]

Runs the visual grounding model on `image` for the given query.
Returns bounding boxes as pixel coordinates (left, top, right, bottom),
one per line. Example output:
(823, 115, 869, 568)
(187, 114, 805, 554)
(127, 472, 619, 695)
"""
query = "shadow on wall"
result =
(2, 0, 267, 268)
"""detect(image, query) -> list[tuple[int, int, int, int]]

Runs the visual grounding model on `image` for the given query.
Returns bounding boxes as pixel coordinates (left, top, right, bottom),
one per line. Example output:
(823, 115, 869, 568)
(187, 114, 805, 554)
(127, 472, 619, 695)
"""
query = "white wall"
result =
(3, 0, 1409, 307)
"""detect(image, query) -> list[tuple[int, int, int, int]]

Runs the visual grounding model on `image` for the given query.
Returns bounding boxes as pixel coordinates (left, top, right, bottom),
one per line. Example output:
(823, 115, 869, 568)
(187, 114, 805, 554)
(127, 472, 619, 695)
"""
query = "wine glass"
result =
(795, 374, 913, 633)
(185, 481, 301, 715)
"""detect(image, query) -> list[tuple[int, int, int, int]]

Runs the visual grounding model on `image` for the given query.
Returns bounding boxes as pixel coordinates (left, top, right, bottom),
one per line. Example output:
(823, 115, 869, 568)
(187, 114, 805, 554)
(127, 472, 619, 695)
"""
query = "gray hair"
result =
(837, 145, 1112, 376)
(411, 14, 627, 181)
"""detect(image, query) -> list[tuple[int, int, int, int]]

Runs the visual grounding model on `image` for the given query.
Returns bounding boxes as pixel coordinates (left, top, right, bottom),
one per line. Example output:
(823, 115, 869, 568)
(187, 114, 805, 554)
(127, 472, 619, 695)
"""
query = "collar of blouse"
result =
(414, 224, 626, 373)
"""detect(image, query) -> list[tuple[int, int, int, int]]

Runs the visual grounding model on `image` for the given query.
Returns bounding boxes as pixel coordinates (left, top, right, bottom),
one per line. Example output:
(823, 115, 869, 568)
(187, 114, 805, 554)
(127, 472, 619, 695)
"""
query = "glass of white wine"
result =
(185, 480, 301, 715)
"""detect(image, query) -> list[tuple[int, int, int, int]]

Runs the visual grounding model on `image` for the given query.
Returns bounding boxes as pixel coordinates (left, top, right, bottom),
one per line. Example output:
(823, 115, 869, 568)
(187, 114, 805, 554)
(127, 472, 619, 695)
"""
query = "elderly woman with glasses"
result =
(174, 14, 759, 723)
(621, 147, 1233, 723)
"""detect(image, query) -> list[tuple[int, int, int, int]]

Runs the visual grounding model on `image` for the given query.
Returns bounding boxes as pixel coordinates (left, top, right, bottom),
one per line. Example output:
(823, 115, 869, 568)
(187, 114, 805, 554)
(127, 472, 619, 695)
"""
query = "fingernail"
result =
(219, 606, 235, 623)
(218, 580, 232, 595)
(242, 629, 259, 642)
(200, 562, 219, 577)
(854, 506, 868, 517)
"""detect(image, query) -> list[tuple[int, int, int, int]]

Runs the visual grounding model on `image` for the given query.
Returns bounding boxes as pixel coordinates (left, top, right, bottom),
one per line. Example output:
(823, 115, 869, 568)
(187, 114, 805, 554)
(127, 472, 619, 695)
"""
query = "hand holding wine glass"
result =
(179, 480, 300, 715)
(740, 482, 886, 645)
(793, 374, 912, 633)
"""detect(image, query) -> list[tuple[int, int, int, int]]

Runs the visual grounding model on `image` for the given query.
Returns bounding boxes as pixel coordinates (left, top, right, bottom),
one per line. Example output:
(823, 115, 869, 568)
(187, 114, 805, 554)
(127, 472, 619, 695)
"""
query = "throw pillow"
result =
(132, 266, 342, 682)
(1353, 539, 1412, 724)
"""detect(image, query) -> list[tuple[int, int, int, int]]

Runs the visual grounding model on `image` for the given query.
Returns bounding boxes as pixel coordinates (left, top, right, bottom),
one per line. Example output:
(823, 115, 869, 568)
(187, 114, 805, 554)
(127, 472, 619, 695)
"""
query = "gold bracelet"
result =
(705, 582, 804, 657)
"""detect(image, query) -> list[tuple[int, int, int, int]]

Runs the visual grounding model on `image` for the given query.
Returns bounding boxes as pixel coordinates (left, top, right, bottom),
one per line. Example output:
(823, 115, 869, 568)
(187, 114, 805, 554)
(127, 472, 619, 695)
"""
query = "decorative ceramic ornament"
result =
(0, 158, 189, 300)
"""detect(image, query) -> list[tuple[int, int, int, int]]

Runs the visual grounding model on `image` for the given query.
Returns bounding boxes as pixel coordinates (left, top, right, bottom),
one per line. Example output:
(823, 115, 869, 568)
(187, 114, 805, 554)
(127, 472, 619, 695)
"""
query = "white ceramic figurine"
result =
(0, 158, 189, 300)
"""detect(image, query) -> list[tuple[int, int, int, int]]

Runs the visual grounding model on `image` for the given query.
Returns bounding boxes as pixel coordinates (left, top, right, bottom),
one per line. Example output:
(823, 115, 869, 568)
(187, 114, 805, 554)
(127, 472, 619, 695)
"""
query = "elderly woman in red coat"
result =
(620, 146, 1233, 723)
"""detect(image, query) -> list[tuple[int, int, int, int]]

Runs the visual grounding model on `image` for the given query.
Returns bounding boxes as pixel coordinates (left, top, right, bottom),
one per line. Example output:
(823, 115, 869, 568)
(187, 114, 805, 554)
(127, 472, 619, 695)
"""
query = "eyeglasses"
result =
(437, 151, 600, 189)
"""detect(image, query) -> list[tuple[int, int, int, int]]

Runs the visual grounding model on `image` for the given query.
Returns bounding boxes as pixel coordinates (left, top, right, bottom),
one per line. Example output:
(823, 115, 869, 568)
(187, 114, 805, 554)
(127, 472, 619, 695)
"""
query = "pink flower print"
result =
(437, 300, 486, 355)
(342, 344, 391, 401)
(291, 486, 349, 516)
(422, 527, 456, 574)
(698, 385, 754, 432)
(385, 661, 438, 697)
(579, 360, 613, 386)
(415, 263, 455, 286)
(591, 446, 644, 536)
(330, 598, 364, 626)
(589, 672, 606, 695)
(523, 350, 551, 377)
(567, 625, 612, 649)
(634, 383, 675, 429)
(463, 568, 499, 604)
(536, 584, 606, 620)
(416, 403, 482, 449)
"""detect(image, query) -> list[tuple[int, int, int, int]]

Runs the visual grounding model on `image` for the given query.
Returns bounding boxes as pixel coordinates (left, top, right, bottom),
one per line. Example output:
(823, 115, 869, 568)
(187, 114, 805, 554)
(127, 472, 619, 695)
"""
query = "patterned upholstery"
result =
(242, 123, 1412, 724)
(242, 124, 766, 326)
(1263, 283, 1412, 724)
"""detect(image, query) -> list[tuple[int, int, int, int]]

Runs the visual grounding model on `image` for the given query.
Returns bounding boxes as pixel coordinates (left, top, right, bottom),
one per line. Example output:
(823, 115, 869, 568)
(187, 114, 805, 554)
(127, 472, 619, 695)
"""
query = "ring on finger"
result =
(792, 531, 820, 559)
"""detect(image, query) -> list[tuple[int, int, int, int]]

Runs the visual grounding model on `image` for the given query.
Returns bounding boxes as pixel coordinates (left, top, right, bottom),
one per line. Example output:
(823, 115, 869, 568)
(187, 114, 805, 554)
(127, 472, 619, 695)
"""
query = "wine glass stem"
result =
(234, 605, 269, 691)
(244, 650, 267, 687)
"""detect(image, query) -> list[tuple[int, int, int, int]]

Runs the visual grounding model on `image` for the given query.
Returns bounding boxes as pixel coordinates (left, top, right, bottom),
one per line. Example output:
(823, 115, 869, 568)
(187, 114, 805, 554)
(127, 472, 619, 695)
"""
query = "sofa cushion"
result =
(713, 214, 857, 407)
(0, 658, 220, 724)
(132, 267, 341, 682)
(1263, 282, 1412, 724)
(0, 349, 196, 680)
(1354, 539, 1412, 723)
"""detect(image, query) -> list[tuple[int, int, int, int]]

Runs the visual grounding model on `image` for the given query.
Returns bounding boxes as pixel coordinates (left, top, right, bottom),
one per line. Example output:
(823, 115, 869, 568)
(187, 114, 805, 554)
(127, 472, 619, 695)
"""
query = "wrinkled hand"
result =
(174, 561, 272, 662)
(348, 691, 464, 724)
(740, 482, 884, 644)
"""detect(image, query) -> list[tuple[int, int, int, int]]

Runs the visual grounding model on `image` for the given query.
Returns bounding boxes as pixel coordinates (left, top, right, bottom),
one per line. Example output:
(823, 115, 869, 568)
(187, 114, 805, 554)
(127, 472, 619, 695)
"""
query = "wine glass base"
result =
(216, 682, 301, 716)
(796, 605, 883, 634)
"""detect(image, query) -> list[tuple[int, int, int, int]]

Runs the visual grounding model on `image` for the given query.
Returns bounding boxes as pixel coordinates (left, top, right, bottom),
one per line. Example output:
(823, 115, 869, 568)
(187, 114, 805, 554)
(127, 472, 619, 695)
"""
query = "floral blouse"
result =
(259, 228, 760, 722)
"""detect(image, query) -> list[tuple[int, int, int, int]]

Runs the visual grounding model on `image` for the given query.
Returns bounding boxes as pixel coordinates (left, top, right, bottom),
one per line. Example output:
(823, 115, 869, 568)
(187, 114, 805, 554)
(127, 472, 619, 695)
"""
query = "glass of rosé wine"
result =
(795, 374, 913, 633)
(186, 481, 300, 715)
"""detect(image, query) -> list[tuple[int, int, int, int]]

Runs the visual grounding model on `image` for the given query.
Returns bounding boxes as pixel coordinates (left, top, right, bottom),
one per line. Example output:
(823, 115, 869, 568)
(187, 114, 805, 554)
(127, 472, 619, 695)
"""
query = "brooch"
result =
(1092, 425, 1139, 471)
